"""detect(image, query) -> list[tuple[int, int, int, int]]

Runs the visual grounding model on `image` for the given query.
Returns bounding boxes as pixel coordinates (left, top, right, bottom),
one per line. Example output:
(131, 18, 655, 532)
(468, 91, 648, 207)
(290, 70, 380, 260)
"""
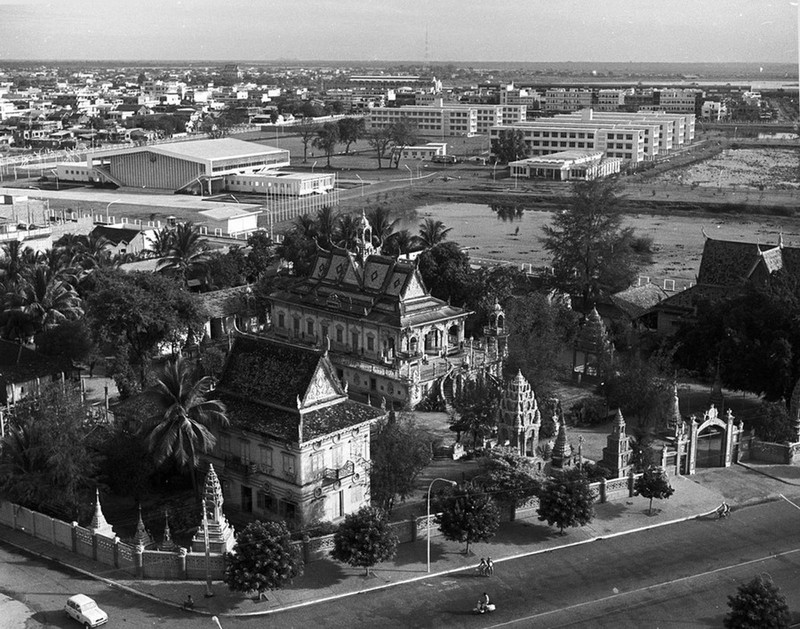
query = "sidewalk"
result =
(0, 472, 738, 619)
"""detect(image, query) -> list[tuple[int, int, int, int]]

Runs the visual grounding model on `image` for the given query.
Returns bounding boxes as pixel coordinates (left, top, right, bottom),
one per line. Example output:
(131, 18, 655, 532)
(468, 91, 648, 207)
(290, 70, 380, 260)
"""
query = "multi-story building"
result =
(267, 220, 507, 408)
(543, 88, 593, 112)
(491, 110, 696, 164)
(657, 88, 702, 114)
(596, 89, 625, 112)
(509, 150, 622, 181)
(202, 334, 385, 528)
(367, 99, 524, 137)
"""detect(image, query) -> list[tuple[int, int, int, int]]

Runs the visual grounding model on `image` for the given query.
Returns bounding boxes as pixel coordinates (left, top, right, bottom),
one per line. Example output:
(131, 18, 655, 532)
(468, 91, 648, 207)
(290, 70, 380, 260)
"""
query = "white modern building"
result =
(509, 150, 622, 181)
(544, 88, 593, 112)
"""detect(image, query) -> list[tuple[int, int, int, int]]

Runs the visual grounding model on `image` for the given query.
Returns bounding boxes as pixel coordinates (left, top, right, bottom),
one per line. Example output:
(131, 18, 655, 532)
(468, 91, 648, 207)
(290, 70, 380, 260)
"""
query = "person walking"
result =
(477, 558, 487, 576)
(486, 557, 494, 576)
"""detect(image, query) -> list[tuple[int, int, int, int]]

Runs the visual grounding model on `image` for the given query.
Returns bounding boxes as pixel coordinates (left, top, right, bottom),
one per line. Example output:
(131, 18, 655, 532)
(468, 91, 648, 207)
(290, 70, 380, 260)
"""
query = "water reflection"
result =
(490, 203, 527, 222)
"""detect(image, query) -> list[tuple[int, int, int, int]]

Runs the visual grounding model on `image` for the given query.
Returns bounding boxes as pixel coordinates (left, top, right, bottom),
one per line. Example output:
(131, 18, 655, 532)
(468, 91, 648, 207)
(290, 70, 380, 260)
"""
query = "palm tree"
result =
(157, 222, 211, 283)
(416, 218, 452, 249)
(314, 206, 338, 250)
(366, 207, 399, 248)
(143, 356, 229, 492)
(146, 226, 175, 259)
(334, 214, 361, 251)
(293, 214, 317, 240)
(0, 240, 34, 285)
(75, 232, 113, 269)
(18, 265, 84, 332)
(383, 229, 415, 257)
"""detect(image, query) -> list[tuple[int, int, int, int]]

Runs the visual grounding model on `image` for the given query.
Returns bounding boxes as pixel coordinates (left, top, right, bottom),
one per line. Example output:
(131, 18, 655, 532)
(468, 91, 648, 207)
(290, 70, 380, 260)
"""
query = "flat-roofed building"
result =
(544, 88, 593, 112)
(84, 138, 290, 194)
(367, 100, 524, 137)
(225, 171, 335, 197)
(509, 150, 622, 181)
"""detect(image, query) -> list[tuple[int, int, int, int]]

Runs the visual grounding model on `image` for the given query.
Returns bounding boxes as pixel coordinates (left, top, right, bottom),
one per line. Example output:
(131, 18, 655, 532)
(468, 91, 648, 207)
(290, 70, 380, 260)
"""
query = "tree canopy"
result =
(331, 506, 399, 576)
(537, 468, 596, 535)
(492, 129, 530, 164)
(370, 412, 433, 514)
(0, 384, 103, 522)
(634, 466, 675, 515)
(223, 520, 304, 598)
(724, 574, 790, 629)
(434, 482, 501, 554)
(541, 179, 652, 307)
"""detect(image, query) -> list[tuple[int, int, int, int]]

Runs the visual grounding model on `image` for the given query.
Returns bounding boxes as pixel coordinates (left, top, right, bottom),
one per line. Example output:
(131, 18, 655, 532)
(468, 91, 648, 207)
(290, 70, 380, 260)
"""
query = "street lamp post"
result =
(427, 478, 457, 573)
(404, 164, 412, 186)
(106, 198, 121, 223)
(312, 161, 318, 173)
(355, 173, 364, 197)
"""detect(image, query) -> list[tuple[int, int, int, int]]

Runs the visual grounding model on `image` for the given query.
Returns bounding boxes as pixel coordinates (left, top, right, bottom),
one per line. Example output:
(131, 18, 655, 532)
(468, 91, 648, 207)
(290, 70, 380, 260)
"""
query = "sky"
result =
(0, 0, 797, 63)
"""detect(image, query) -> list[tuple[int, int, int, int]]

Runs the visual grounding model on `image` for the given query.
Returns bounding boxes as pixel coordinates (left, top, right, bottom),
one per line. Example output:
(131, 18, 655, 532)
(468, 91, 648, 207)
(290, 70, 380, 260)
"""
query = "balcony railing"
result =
(323, 460, 355, 484)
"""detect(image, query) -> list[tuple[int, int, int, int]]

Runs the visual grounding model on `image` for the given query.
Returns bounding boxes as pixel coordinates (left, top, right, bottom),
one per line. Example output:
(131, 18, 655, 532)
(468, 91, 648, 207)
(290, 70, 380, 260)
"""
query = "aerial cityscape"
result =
(1, 2, 800, 628)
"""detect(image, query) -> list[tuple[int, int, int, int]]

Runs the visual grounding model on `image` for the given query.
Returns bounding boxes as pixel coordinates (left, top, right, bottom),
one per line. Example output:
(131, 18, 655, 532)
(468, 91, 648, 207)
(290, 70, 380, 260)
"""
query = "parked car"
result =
(65, 594, 108, 627)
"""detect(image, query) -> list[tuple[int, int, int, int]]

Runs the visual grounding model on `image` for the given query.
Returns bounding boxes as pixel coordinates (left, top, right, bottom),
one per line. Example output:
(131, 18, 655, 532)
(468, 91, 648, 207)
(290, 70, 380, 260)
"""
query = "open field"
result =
(649, 147, 800, 190)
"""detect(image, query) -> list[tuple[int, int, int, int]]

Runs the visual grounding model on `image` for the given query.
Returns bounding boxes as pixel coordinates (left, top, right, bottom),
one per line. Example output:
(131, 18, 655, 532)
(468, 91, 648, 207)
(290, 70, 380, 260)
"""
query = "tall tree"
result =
(366, 207, 399, 248)
(504, 292, 579, 393)
(370, 413, 433, 514)
(492, 129, 530, 164)
(334, 214, 361, 251)
(17, 265, 83, 332)
(417, 241, 475, 307)
(157, 222, 211, 284)
(416, 218, 452, 249)
(367, 128, 393, 169)
(337, 117, 365, 154)
(382, 229, 415, 257)
(297, 117, 319, 163)
(450, 376, 501, 447)
(537, 468, 596, 535)
(434, 482, 501, 554)
(313, 121, 339, 168)
(541, 179, 652, 308)
(223, 520, 304, 600)
(389, 118, 419, 168)
(86, 269, 207, 389)
(0, 384, 102, 522)
(314, 206, 339, 250)
(142, 356, 228, 492)
(634, 466, 675, 515)
(480, 448, 543, 515)
(724, 575, 790, 629)
(331, 506, 399, 576)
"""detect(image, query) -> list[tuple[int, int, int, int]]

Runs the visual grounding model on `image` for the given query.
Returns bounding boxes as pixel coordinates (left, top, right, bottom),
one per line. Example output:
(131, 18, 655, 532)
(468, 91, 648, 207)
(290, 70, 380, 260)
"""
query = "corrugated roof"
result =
(151, 138, 284, 162)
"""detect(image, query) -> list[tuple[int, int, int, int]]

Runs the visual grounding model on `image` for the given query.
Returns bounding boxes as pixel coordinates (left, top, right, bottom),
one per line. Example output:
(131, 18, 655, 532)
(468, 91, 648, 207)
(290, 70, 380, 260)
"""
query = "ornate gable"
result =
(302, 361, 344, 408)
(324, 250, 351, 283)
(312, 255, 331, 281)
(341, 252, 363, 287)
(400, 270, 427, 300)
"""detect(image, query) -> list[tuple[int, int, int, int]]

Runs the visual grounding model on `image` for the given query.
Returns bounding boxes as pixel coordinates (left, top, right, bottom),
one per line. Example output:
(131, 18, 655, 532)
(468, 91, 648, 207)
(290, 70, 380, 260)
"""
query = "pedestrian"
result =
(477, 558, 487, 576)
(486, 557, 494, 576)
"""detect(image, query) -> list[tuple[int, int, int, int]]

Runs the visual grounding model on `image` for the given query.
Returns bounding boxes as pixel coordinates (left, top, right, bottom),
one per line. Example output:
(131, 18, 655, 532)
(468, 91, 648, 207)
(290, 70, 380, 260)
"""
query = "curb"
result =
(0, 507, 716, 619)
(7, 494, 783, 620)
(736, 462, 800, 487)
(0, 535, 207, 617)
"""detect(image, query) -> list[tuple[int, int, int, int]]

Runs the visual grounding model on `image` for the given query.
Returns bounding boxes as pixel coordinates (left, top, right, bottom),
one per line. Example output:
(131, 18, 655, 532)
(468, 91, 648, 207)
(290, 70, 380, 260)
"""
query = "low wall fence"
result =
(748, 438, 800, 465)
(0, 473, 644, 578)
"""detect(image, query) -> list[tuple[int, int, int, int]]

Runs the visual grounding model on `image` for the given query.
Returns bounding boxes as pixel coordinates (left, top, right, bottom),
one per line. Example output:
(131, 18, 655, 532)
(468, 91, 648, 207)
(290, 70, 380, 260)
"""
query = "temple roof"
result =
(197, 285, 255, 318)
(271, 249, 471, 329)
(217, 334, 384, 443)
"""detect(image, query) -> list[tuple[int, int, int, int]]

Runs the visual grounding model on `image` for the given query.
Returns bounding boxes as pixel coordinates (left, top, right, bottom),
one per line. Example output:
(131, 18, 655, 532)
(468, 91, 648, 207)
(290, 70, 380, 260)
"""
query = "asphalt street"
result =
(3, 496, 800, 629)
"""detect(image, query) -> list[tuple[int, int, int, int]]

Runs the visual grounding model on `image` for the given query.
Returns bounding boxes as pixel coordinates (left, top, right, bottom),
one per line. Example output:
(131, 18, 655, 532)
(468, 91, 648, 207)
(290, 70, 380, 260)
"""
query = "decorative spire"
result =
(551, 421, 573, 469)
(611, 408, 626, 435)
(191, 464, 236, 554)
(88, 488, 115, 539)
(133, 505, 154, 549)
(160, 511, 177, 552)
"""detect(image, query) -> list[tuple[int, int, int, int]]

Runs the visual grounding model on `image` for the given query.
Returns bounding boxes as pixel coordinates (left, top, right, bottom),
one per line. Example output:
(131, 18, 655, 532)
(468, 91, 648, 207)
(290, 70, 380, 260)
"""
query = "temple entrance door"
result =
(424, 330, 438, 353)
(409, 336, 418, 355)
(696, 425, 725, 468)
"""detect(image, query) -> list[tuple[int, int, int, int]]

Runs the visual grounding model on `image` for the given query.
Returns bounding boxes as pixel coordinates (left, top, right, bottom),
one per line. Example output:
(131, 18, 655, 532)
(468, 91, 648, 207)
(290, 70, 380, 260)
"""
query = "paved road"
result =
(3, 496, 800, 628)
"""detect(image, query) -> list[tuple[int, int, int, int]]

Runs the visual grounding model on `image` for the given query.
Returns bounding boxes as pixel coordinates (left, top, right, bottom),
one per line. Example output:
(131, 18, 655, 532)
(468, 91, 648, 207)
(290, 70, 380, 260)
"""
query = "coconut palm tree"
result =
(146, 226, 175, 259)
(366, 207, 399, 248)
(314, 206, 339, 250)
(383, 229, 416, 257)
(416, 218, 452, 249)
(157, 222, 211, 283)
(142, 356, 229, 492)
(293, 214, 317, 240)
(0, 240, 35, 285)
(334, 214, 361, 251)
(17, 265, 84, 332)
